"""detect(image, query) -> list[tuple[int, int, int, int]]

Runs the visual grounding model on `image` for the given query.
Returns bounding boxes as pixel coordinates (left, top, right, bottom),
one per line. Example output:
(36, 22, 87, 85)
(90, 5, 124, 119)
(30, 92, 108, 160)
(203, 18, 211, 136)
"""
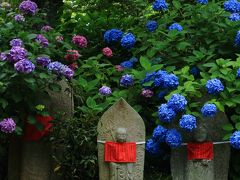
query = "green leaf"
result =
(0, 98, 8, 108)
(236, 122, 240, 130)
(222, 123, 234, 131)
(214, 102, 225, 112)
(86, 97, 96, 108)
(39, 73, 48, 79)
(24, 77, 36, 84)
(143, 81, 153, 87)
(27, 34, 37, 40)
(223, 133, 232, 140)
(140, 56, 151, 70)
(49, 83, 62, 92)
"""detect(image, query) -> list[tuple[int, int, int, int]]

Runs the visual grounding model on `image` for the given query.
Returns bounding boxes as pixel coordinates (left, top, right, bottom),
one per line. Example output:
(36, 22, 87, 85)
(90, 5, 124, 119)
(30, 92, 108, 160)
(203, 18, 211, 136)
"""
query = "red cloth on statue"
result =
(23, 115, 53, 141)
(104, 142, 136, 163)
(187, 142, 213, 160)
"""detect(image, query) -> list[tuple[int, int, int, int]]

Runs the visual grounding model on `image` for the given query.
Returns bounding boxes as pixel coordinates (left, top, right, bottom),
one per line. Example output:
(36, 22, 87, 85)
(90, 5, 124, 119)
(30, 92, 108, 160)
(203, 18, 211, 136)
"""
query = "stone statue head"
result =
(116, 127, 127, 143)
(193, 124, 208, 142)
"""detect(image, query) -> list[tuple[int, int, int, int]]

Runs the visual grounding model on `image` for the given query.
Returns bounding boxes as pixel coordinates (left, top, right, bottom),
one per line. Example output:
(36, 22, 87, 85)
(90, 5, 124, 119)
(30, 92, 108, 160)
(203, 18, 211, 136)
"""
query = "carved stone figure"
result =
(97, 98, 145, 180)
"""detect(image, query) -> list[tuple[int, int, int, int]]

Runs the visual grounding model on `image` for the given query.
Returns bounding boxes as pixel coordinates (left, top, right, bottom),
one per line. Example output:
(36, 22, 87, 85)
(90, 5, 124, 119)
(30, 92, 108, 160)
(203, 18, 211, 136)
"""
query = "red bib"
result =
(104, 142, 136, 163)
(187, 142, 213, 160)
(24, 115, 53, 141)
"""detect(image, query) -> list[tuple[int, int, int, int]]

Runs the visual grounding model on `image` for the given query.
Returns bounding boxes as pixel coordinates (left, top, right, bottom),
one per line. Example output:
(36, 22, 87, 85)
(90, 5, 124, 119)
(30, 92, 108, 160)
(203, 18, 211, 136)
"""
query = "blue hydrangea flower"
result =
(229, 13, 240, 21)
(99, 86, 112, 96)
(168, 23, 183, 31)
(157, 91, 166, 99)
(120, 33, 136, 49)
(196, 0, 208, 4)
(153, 70, 168, 87)
(146, 139, 161, 155)
(190, 66, 200, 77)
(120, 60, 134, 68)
(230, 131, 240, 149)
(235, 30, 240, 47)
(129, 57, 138, 63)
(201, 103, 217, 118)
(162, 74, 179, 89)
(36, 56, 51, 67)
(179, 114, 197, 132)
(224, 0, 240, 13)
(167, 94, 187, 112)
(237, 68, 240, 78)
(14, 59, 35, 73)
(47, 61, 64, 75)
(120, 74, 134, 87)
(158, 104, 176, 123)
(104, 29, 123, 44)
(62, 66, 74, 79)
(152, 125, 168, 142)
(165, 129, 182, 148)
(206, 78, 224, 95)
(146, 20, 158, 32)
(152, 0, 168, 11)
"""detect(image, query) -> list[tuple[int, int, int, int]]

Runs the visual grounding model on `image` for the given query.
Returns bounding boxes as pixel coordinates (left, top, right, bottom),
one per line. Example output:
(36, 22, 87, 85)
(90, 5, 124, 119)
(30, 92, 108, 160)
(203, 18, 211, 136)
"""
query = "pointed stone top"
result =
(97, 98, 145, 142)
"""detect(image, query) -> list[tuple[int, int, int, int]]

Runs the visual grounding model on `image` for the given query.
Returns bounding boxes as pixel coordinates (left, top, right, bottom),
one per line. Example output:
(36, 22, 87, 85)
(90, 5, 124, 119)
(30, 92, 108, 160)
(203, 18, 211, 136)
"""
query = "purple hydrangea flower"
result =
(179, 114, 197, 132)
(0, 118, 16, 133)
(152, 125, 168, 142)
(19, 0, 38, 15)
(72, 35, 87, 48)
(229, 13, 240, 21)
(62, 66, 74, 79)
(141, 89, 154, 98)
(167, 94, 187, 112)
(47, 61, 64, 74)
(99, 86, 112, 96)
(0, 53, 7, 61)
(237, 68, 240, 78)
(168, 23, 183, 31)
(224, 0, 240, 13)
(230, 131, 240, 149)
(10, 38, 23, 47)
(120, 33, 136, 49)
(35, 34, 49, 47)
(14, 14, 25, 22)
(206, 78, 224, 95)
(36, 56, 51, 67)
(201, 103, 217, 118)
(146, 139, 161, 155)
(120, 74, 134, 87)
(196, 0, 208, 4)
(152, 0, 168, 11)
(14, 59, 35, 73)
(165, 129, 182, 148)
(9, 46, 27, 63)
(104, 29, 123, 44)
(158, 103, 176, 123)
(146, 20, 158, 32)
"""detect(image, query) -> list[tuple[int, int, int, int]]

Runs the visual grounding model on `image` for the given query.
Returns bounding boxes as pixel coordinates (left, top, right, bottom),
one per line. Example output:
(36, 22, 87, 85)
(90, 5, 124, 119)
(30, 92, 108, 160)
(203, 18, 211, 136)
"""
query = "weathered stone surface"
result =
(8, 80, 74, 180)
(97, 98, 145, 180)
(171, 111, 230, 180)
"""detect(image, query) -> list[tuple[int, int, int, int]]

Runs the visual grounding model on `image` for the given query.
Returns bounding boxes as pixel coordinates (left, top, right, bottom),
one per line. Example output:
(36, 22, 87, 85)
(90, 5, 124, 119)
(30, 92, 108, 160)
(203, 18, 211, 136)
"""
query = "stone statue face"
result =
(116, 128, 127, 143)
(193, 125, 208, 142)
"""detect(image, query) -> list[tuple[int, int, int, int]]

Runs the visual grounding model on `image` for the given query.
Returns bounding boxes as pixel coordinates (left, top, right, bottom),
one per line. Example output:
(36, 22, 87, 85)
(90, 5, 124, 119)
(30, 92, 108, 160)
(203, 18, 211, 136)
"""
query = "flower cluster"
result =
(120, 33, 136, 49)
(10, 38, 23, 47)
(168, 23, 183, 31)
(72, 35, 88, 48)
(47, 61, 74, 79)
(229, 13, 240, 21)
(64, 50, 80, 62)
(119, 57, 138, 69)
(167, 94, 187, 112)
(179, 114, 197, 132)
(14, 59, 35, 73)
(14, 14, 25, 22)
(36, 56, 51, 67)
(158, 103, 176, 123)
(230, 131, 240, 149)
(102, 47, 113, 57)
(104, 29, 123, 44)
(196, 0, 208, 5)
(115, 65, 124, 72)
(19, 0, 38, 15)
(224, 0, 240, 13)
(141, 89, 154, 98)
(152, 125, 168, 142)
(201, 103, 217, 118)
(206, 78, 224, 95)
(56, 36, 64, 42)
(35, 34, 49, 47)
(152, 0, 168, 11)
(146, 20, 158, 32)
(0, 118, 16, 133)
(0, 53, 7, 61)
(41, 25, 53, 32)
(9, 46, 27, 63)
(146, 139, 162, 155)
(165, 129, 182, 148)
(99, 86, 112, 96)
(120, 74, 134, 87)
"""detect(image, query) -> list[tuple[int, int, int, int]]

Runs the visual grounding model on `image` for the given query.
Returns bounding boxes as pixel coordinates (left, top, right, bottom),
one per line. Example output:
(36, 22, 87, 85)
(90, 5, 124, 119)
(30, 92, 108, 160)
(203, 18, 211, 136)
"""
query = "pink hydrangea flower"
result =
(141, 89, 154, 98)
(102, 47, 113, 57)
(115, 65, 124, 72)
(64, 50, 80, 62)
(72, 35, 87, 48)
(56, 36, 64, 42)
(68, 63, 78, 70)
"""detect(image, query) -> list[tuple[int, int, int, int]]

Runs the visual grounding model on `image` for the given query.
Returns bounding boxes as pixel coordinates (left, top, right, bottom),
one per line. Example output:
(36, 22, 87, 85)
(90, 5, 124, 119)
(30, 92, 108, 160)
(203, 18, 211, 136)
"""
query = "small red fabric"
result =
(104, 142, 136, 163)
(23, 115, 53, 141)
(187, 142, 213, 160)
